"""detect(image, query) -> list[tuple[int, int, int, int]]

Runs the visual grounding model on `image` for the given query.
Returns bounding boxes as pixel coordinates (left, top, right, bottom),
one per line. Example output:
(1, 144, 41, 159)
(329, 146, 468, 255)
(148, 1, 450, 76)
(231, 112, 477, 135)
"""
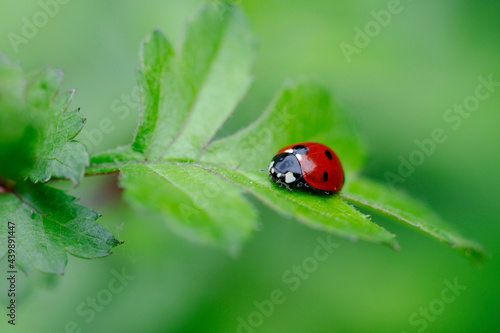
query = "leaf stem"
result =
(0, 177, 15, 193)
(84, 169, 121, 177)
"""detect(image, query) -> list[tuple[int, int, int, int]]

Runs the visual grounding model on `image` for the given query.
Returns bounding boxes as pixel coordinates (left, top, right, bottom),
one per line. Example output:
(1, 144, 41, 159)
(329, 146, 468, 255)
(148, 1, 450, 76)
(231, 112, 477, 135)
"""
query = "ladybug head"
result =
(268, 153, 303, 185)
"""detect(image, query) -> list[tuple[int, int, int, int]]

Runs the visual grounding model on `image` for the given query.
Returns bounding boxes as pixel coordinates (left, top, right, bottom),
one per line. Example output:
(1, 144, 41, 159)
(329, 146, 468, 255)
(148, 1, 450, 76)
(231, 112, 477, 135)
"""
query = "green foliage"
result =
(0, 57, 121, 275)
(1, 57, 88, 185)
(26, 69, 89, 185)
(0, 3, 485, 277)
(89, 3, 484, 260)
(0, 57, 37, 179)
(0, 182, 121, 274)
(341, 178, 485, 261)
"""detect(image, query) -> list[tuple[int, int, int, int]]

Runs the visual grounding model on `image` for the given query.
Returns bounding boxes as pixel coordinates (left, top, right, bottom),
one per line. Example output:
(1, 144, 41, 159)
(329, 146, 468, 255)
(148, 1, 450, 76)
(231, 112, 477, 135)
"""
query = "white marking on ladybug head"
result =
(271, 167, 275, 174)
(285, 172, 296, 183)
(284, 149, 293, 153)
(296, 154, 302, 161)
(277, 173, 282, 178)
(268, 161, 274, 171)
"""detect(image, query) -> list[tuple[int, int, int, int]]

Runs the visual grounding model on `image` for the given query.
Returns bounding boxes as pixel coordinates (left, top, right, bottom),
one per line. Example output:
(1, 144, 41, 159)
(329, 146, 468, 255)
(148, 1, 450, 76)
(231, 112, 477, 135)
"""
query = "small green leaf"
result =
(0, 56, 89, 185)
(341, 178, 485, 261)
(0, 182, 122, 274)
(26, 71, 88, 185)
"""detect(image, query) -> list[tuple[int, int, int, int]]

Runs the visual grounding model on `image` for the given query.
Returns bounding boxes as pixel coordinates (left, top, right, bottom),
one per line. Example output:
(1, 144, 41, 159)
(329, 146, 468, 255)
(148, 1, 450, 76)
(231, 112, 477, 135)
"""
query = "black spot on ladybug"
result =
(323, 172, 328, 182)
(292, 145, 309, 155)
(324, 150, 332, 160)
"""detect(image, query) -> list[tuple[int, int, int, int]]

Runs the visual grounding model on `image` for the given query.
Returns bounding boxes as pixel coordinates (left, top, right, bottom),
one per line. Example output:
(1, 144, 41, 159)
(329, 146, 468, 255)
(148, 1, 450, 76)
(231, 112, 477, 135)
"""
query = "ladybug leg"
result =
(324, 191, 330, 195)
(284, 183, 293, 192)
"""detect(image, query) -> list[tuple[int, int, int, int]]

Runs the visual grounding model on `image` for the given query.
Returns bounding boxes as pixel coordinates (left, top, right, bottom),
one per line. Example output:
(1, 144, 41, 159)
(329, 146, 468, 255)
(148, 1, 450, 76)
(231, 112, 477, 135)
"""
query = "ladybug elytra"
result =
(267, 142, 344, 194)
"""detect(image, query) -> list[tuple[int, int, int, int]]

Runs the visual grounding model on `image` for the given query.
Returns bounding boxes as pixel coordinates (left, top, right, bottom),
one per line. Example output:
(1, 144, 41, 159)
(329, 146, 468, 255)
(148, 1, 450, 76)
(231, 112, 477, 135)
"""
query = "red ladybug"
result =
(267, 142, 344, 193)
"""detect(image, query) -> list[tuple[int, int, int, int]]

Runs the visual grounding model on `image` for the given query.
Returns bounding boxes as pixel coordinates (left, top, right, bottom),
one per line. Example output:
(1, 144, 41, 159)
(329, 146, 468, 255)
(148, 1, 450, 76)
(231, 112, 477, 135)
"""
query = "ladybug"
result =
(267, 142, 344, 194)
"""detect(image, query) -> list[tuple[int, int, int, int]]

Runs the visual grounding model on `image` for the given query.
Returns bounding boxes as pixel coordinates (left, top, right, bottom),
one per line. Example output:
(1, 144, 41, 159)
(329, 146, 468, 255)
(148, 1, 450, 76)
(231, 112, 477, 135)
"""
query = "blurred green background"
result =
(1, 0, 499, 332)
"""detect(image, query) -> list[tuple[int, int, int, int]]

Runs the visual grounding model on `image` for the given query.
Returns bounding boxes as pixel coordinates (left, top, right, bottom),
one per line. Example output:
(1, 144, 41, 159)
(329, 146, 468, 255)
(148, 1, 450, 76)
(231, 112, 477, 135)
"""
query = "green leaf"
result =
(341, 178, 485, 261)
(0, 182, 122, 274)
(26, 70, 88, 185)
(0, 56, 88, 185)
(0, 56, 121, 275)
(89, 3, 483, 259)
